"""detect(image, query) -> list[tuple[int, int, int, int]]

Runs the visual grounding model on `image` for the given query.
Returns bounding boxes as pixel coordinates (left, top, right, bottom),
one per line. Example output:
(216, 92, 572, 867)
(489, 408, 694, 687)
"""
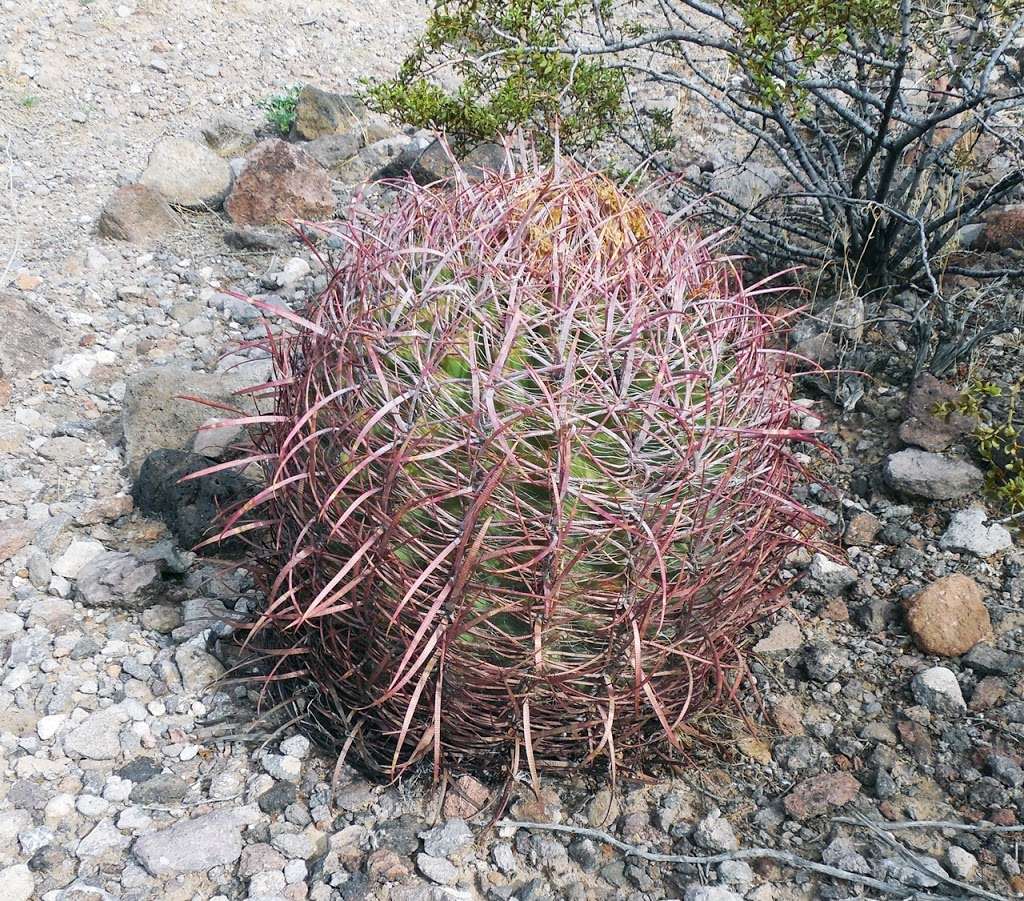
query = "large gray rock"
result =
(911, 666, 967, 716)
(140, 137, 233, 209)
(880, 856, 948, 889)
(0, 292, 62, 378)
(419, 819, 473, 859)
(945, 846, 978, 881)
(132, 811, 243, 875)
(335, 135, 416, 183)
(0, 519, 35, 564)
(684, 887, 743, 901)
(51, 539, 105, 579)
(384, 138, 506, 185)
(305, 132, 362, 170)
(201, 114, 257, 158)
(416, 853, 458, 885)
(882, 449, 983, 500)
(64, 708, 127, 760)
(802, 553, 857, 595)
(98, 184, 182, 243)
(939, 507, 1012, 557)
(963, 643, 1024, 675)
(76, 819, 131, 858)
(0, 864, 33, 901)
(122, 365, 253, 478)
(822, 836, 870, 874)
(175, 636, 226, 693)
(708, 162, 782, 210)
(693, 810, 738, 852)
(293, 85, 365, 141)
(76, 550, 167, 609)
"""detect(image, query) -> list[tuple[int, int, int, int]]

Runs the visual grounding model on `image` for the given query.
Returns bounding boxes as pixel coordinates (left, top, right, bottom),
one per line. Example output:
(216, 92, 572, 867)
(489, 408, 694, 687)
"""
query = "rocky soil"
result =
(2, 2, 1024, 901)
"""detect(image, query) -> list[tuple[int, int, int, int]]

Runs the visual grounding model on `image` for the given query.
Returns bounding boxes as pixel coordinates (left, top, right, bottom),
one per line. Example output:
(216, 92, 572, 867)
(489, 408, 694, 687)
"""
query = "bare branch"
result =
(500, 819, 991, 899)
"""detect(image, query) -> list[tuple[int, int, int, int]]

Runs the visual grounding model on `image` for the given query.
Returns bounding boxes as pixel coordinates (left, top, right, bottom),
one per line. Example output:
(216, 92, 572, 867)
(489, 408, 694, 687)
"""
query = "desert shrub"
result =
(940, 377, 1024, 512)
(367, 0, 629, 154)
(261, 84, 301, 136)
(371, 1, 1024, 306)
(216, 155, 818, 778)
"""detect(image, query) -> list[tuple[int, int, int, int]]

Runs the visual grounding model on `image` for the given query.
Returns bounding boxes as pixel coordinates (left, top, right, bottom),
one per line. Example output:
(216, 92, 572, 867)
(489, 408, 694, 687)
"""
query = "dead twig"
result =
(498, 819, 970, 898)
(834, 816, 1024, 834)
(849, 813, 1012, 901)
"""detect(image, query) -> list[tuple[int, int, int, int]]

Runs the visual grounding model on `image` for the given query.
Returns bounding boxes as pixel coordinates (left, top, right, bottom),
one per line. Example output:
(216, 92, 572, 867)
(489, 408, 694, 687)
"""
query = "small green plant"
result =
(21, 95, 39, 109)
(260, 85, 301, 136)
(939, 379, 1024, 513)
(933, 380, 1002, 420)
(975, 382, 1024, 514)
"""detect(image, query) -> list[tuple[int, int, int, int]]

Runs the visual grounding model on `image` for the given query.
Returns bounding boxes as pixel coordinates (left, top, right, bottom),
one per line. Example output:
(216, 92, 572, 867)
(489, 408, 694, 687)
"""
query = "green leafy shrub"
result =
(367, 0, 628, 153)
(260, 85, 301, 136)
(938, 378, 1024, 513)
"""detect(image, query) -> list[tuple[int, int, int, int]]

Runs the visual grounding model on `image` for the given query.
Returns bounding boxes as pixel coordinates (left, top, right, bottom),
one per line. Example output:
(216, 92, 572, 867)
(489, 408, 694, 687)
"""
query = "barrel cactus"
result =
(217, 155, 819, 779)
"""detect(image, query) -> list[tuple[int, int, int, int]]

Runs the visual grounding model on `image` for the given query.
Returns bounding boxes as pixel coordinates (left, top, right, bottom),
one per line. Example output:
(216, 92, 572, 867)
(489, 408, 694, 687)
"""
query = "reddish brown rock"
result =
(879, 800, 902, 821)
(224, 140, 335, 226)
(442, 774, 490, 819)
(843, 511, 881, 546)
(771, 695, 805, 736)
(75, 494, 134, 526)
(753, 620, 801, 655)
(366, 848, 410, 884)
(822, 599, 850, 622)
(896, 719, 933, 765)
(509, 785, 561, 824)
(969, 676, 1007, 712)
(898, 373, 976, 453)
(783, 772, 860, 820)
(903, 574, 992, 657)
(980, 204, 1024, 251)
(98, 184, 182, 243)
(992, 809, 1018, 827)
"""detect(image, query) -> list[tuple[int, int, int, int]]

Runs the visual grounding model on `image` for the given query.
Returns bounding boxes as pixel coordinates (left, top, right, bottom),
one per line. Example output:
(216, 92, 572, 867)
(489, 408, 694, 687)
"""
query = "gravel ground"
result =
(1, 2, 1024, 901)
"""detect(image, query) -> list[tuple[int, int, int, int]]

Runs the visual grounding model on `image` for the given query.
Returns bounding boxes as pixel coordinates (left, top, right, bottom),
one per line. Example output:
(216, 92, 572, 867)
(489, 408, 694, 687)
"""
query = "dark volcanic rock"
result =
(258, 781, 297, 814)
(383, 138, 506, 185)
(130, 773, 190, 804)
(132, 448, 254, 552)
